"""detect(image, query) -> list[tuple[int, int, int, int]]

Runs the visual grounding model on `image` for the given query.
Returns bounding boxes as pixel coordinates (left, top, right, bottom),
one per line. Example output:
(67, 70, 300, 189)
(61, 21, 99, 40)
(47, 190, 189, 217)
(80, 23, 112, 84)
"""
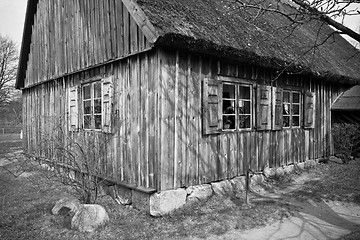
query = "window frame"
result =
(81, 80, 103, 131)
(282, 89, 302, 129)
(221, 79, 253, 132)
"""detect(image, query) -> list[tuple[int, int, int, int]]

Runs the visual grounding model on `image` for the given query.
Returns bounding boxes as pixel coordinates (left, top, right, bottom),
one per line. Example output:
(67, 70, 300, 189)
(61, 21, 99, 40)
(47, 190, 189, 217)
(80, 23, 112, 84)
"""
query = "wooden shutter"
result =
(69, 86, 79, 131)
(272, 87, 283, 130)
(304, 91, 315, 129)
(102, 76, 114, 133)
(202, 78, 222, 134)
(256, 85, 272, 130)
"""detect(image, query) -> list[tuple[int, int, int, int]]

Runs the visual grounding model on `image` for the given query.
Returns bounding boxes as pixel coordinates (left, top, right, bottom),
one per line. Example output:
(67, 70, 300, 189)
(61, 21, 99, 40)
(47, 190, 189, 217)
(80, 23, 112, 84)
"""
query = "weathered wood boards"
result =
(25, 0, 153, 89)
(22, 1, 346, 193)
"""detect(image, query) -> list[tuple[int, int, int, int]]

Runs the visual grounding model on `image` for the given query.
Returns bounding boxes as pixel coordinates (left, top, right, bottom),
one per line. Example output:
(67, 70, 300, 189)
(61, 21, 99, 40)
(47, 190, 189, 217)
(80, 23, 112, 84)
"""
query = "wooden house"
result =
(16, 0, 360, 196)
(331, 85, 360, 124)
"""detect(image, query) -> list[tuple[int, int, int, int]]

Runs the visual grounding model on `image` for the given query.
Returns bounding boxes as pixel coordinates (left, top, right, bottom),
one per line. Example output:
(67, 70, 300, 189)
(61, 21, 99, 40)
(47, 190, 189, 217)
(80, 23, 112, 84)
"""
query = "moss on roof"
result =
(137, 0, 360, 83)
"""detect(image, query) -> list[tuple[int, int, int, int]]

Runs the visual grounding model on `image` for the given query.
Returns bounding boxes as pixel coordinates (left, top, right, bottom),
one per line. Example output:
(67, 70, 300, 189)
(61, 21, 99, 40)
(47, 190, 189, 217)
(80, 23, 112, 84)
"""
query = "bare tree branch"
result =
(0, 35, 18, 106)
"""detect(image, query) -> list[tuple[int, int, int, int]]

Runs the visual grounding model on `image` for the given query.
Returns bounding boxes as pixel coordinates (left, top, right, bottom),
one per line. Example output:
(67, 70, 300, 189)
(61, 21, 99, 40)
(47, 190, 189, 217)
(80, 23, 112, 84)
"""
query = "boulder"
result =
(211, 180, 233, 196)
(328, 156, 344, 164)
(52, 197, 81, 215)
(71, 204, 109, 232)
(186, 184, 213, 202)
(275, 168, 285, 178)
(230, 177, 246, 192)
(263, 167, 273, 178)
(150, 189, 187, 216)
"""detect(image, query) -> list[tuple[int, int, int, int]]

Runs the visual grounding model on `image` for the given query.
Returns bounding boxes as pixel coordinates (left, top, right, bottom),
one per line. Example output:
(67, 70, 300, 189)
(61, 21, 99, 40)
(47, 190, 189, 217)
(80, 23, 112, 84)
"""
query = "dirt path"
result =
(1, 152, 359, 240)
(198, 172, 360, 240)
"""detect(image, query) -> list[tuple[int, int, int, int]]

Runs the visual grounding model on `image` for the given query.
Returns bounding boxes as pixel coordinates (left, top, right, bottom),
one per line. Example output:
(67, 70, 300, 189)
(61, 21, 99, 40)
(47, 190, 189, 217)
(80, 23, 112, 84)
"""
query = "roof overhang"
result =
(15, 0, 39, 89)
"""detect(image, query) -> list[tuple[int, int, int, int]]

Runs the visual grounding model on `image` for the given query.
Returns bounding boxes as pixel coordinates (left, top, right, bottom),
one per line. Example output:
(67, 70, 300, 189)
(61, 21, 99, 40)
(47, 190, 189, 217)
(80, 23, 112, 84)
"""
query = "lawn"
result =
(0, 150, 359, 239)
(0, 134, 22, 157)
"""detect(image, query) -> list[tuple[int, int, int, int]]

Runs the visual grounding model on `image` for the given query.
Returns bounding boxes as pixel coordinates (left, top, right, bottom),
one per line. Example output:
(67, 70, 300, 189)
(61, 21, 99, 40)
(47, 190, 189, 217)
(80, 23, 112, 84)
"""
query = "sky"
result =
(0, 0, 27, 49)
(0, 1, 359, 51)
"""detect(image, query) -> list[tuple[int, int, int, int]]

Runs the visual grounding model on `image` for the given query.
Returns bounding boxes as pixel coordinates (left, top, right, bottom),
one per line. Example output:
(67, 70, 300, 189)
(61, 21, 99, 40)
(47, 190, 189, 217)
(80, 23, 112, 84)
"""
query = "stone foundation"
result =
(116, 159, 319, 216)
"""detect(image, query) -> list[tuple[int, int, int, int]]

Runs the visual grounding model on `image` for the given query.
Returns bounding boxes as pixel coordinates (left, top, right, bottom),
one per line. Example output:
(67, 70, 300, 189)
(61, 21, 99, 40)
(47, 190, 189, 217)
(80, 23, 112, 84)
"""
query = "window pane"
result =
(283, 116, 290, 127)
(223, 115, 235, 130)
(94, 82, 102, 98)
(223, 84, 235, 99)
(283, 91, 290, 102)
(239, 86, 250, 99)
(94, 115, 102, 129)
(94, 99, 102, 114)
(293, 104, 300, 115)
(293, 92, 300, 103)
(84, 115, 91, 129)
(83, 85, 91, 100)
(239, 115, 250, 129)
(83, 100, 91, 114)
(238, 100, 250, 114)
(283, 103, 290, 115)
(223, 100, 235, 114)
(293, 116, 300, 126)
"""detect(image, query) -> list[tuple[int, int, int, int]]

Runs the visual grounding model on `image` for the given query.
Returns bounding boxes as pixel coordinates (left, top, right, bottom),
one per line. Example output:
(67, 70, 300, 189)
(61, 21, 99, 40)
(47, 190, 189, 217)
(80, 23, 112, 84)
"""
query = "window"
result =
(202, 76, 314, 135)
(83, 81, 102, 130)
(283, 90, 301, 128)
(222, 83, 252, 130)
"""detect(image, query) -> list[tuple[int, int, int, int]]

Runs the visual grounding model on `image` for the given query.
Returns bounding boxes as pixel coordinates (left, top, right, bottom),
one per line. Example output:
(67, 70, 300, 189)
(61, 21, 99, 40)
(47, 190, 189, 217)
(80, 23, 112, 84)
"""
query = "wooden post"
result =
(245, 169, 250, 205)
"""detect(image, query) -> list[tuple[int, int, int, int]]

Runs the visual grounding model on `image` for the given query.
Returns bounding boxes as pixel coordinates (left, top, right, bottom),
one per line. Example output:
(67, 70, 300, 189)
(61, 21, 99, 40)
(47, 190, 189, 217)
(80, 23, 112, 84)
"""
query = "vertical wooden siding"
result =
(23, 47, 347, 192)
(24, 0, 152, 89)
(157, 49, 341, 191)
(23, 51, 159, 189)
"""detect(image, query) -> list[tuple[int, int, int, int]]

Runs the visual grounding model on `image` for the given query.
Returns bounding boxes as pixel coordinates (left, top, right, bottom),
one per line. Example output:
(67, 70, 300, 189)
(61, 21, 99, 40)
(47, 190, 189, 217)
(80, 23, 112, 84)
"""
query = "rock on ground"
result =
(71, 204, 109, 233)
(52, 197, 81, 215)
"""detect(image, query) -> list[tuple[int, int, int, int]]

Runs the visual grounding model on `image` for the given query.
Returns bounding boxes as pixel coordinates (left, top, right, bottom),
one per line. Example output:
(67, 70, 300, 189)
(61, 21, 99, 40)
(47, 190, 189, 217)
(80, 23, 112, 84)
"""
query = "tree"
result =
(0, 35, 18, 106)
(235, 0, 360, 44)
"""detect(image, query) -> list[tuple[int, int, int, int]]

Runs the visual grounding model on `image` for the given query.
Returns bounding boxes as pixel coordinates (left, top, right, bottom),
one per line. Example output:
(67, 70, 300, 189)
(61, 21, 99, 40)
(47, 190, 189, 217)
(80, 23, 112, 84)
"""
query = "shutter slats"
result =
(256, 85, 272, 130)
(203, 78, 222, 134)
(272, 87, 283, 130)
(69, 86, 79, 131)
(102, 76, 113, 133)
(304, 91, 315, 129)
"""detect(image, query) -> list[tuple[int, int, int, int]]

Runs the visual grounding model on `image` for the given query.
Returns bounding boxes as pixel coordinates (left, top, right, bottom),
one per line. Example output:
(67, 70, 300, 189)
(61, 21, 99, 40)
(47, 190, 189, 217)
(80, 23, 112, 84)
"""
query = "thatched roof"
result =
(332, 85, 360, 111)
(137, 0, 360, 84)
(16, 0, 360, 89)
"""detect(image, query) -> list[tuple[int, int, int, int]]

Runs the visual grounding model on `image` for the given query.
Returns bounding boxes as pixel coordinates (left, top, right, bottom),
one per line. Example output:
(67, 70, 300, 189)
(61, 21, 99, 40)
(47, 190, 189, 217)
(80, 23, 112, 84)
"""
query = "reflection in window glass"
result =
(238, 100, 250, 114)
(239, 115, 250, 129)
(83, 100, 91, 114)
(283, 90, 301, 128)
(94, 99, 102, 114)
(283, 91, 290, 102)
(283, 103, 290, 115)
(84, 115, 91, 129)
(239, 86, 250, 99)
(283, 116, 290, 127)
(83, 85, 91, 100)
(94, 82, 102, 98)
(293, 105, 300, 115)
(222, 83, 252, 130)
(82, 81, 102, 130)
(293, 116, 300, 127)
(223, 84, 236, 130)
(293, 92, 300, 103)
(94, 115, 102, 129)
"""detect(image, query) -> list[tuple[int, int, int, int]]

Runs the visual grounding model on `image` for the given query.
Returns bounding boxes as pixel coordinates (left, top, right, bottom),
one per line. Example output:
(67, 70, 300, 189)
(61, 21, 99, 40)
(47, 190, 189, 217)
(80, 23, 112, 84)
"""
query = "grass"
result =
(290, 160, 360, 203)
(0, 135, 22, 157)
(0, 151, 360, 239)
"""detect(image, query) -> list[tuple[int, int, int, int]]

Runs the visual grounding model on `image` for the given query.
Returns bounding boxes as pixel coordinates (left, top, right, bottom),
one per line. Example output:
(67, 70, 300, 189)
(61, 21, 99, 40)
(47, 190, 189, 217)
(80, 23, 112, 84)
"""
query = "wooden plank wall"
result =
(157, 48, 342, 191)
(25, 0, 152, 89)
(23, 51, 159, 190)
(22, 47, 348, 192)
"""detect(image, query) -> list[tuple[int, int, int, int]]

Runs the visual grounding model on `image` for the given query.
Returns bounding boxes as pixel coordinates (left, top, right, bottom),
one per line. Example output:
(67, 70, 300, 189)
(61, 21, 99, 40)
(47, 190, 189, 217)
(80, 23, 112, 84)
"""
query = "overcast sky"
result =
(0, 0, 27, 49)
(0, 1, 359, 50)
